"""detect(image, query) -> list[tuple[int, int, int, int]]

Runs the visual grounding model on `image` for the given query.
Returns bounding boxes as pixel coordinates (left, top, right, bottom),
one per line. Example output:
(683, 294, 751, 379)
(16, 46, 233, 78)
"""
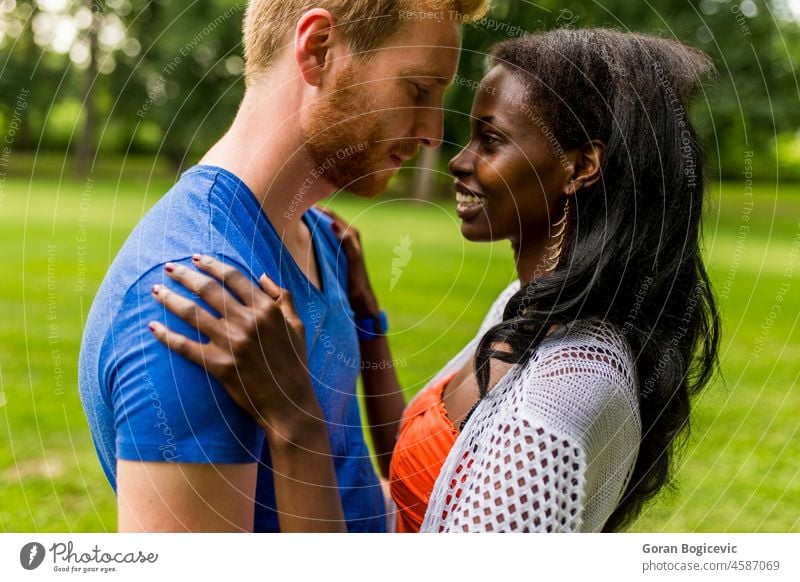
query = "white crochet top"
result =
(419, 282, 641, 532)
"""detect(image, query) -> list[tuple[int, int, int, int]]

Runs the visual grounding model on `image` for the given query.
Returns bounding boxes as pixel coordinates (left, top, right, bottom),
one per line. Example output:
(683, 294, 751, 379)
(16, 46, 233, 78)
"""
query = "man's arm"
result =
(117, 461, 258, 532)
(105, 258, 266, 532)
(117, 411, 347, 533)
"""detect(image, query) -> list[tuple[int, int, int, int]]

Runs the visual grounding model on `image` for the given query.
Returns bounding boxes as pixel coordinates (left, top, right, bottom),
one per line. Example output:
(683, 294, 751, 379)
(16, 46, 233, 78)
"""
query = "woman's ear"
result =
(295, 9, 339, 87)
(568, 140, 606, 194)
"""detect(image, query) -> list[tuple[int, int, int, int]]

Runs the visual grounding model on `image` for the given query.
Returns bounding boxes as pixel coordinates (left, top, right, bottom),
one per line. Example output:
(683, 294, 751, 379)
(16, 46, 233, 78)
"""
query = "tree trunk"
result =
(412, 146, 440, 200)
(74, 9, 99, 177)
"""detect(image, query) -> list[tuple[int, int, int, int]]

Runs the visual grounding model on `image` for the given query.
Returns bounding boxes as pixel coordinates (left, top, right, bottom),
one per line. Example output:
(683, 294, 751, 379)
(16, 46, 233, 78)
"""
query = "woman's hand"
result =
(317, 206, 380, 317)
(148, 255, 317, 437)
(149, 254, 346, 531)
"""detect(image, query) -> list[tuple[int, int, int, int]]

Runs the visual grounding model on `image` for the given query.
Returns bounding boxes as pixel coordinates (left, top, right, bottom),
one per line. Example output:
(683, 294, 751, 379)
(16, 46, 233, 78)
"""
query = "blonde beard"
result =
(301, 66, 395, 198)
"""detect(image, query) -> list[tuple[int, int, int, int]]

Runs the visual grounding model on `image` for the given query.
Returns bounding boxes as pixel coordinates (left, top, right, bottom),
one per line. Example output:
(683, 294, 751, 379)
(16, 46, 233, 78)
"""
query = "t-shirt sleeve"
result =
(100, 255, 265, 465)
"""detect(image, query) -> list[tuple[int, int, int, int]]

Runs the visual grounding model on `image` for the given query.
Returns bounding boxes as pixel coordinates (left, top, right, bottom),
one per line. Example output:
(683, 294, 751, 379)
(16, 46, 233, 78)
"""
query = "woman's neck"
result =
(514, 241, 549, 286)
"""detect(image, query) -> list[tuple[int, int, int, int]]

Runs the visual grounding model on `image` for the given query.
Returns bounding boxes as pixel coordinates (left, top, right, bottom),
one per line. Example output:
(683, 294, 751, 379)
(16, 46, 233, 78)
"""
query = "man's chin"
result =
(343, 172, 393, 199)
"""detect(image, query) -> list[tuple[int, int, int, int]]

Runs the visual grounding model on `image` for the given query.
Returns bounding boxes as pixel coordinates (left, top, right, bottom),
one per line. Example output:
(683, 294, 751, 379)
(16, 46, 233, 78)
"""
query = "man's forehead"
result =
(361, 18, 461, 81)
(377, 15, 462, 54)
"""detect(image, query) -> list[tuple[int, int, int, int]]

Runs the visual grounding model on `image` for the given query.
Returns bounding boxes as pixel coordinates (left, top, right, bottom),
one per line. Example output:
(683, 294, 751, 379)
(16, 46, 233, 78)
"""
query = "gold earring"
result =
(542, 196, 570, 273)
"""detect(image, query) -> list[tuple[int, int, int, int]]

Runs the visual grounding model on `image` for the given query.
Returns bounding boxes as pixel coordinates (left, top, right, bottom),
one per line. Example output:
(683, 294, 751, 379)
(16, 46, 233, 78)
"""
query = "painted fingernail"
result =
(192, 254, 201, 263)
(148, 322, 158, 332)
(152, 284, 161, 295)
(165, 263, 176, 273)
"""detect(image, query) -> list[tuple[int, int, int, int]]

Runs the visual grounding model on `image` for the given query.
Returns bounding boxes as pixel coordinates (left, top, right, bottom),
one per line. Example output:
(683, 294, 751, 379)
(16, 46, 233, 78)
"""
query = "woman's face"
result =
(449, 65, 571, 248)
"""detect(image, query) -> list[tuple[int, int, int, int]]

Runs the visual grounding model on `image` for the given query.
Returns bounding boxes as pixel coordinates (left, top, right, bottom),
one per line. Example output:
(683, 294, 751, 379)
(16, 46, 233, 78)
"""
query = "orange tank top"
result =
(390, 373, 459, 533)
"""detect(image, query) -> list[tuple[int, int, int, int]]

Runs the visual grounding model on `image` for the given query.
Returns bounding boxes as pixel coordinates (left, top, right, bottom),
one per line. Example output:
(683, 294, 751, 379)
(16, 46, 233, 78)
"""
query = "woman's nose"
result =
(449, 145, 472, 178)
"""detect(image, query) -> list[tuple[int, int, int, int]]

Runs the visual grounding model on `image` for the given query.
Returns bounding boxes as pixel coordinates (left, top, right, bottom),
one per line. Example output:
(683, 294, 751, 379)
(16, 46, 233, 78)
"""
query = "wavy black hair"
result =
(473, 28, 721, 531)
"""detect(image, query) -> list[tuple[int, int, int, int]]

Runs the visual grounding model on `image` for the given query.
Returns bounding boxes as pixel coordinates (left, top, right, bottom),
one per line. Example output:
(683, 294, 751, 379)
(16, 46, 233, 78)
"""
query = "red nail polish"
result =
(152, 285, 160, 295)
(192, 254, 201, 263)
(165, 263, 175, 273)
(148, 323, 156, 332)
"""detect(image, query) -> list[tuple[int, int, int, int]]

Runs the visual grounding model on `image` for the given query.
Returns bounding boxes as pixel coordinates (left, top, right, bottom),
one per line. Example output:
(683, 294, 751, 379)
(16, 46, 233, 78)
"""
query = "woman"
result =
(149, 29, 720, 532)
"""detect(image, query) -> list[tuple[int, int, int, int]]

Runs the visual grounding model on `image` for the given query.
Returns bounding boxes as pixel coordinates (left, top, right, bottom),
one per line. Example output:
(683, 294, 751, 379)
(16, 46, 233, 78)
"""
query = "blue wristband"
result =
(355, 311, 388, 341)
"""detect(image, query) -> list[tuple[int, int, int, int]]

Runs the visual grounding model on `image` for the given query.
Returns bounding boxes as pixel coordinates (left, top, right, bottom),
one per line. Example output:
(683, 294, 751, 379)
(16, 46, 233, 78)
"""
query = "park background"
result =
(1, 0, 798, 532)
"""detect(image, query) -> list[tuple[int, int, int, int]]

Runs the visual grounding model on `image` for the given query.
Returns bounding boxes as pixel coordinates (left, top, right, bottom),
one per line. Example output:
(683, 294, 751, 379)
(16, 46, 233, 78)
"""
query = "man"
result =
(78, 0, 488, 532)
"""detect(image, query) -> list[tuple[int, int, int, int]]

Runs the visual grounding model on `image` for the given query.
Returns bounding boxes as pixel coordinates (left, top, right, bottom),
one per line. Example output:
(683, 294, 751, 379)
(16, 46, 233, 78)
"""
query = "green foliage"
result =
(443, 0, 800, 181)
(2, 1, 799, 179)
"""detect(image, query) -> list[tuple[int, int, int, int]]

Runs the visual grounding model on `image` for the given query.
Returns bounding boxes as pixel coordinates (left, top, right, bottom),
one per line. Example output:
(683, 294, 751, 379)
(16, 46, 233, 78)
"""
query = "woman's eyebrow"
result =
(476, 115, 511, 134)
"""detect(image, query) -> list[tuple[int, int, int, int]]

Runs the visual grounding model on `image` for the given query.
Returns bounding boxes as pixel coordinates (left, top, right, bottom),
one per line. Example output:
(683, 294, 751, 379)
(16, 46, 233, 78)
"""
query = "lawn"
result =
(1, 158, 798, 532)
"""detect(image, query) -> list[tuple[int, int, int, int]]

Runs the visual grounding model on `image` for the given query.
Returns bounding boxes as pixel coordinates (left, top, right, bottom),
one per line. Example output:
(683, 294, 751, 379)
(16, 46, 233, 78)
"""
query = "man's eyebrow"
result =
(399, 70, 451, 85)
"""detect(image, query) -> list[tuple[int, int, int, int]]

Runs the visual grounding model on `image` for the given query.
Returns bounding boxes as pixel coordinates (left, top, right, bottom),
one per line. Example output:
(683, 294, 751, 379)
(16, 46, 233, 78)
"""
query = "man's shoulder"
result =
(82, 167, 252, 363)
(101, 167, 243, 301)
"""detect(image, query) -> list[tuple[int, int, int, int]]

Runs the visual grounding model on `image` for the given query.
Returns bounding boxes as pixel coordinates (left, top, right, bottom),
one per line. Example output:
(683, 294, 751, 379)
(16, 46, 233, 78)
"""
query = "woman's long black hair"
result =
(474, 29, 721, 531)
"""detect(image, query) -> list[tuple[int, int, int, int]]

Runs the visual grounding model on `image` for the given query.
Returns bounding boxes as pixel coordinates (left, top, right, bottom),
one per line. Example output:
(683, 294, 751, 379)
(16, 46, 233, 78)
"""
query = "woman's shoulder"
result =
(534, 318, 636, 382)
(510, 318, 641, 440)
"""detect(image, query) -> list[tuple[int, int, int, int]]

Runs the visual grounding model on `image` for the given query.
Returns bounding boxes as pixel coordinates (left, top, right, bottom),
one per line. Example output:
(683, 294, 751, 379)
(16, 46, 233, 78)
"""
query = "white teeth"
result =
(456, 192, 481, 205)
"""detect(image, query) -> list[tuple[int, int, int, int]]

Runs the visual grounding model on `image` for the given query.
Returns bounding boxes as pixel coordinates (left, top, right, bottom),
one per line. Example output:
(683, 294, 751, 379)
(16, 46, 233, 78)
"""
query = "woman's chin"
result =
(459, 222, 493, 242)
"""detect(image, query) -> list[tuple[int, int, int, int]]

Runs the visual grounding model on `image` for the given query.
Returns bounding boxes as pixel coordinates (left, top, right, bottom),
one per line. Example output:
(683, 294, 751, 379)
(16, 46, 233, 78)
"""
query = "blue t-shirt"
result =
(78, 166, 385, 532)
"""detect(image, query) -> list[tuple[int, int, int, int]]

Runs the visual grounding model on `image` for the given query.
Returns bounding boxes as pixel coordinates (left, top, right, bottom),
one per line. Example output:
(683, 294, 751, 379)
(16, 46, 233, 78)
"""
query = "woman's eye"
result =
(480, 133, 501, 147)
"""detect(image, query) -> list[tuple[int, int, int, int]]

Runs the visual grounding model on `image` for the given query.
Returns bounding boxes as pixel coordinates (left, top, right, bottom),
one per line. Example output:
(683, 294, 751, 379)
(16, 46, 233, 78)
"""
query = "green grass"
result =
(1, 162, 798, 532)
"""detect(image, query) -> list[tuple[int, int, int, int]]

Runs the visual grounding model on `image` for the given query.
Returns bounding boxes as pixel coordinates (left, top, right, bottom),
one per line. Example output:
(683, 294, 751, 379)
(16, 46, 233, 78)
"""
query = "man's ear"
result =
(295, 9, 340, 87)
(567, 139, 606, 194)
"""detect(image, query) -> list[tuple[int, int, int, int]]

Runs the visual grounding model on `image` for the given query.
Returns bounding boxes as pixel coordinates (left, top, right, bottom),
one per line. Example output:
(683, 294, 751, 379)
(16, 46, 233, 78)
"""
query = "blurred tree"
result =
(440, 0, 800, 188)
(1, 0, 798, 183)
(0, 0, 41, 153)
(74, 0, 98, 176)
(1, 0, 245, 174)
(103, 0, 245, 170)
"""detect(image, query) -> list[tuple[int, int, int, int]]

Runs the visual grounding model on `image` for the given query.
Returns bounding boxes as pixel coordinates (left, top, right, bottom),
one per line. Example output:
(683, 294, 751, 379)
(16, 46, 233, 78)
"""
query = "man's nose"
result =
(414, 105, 444, 149)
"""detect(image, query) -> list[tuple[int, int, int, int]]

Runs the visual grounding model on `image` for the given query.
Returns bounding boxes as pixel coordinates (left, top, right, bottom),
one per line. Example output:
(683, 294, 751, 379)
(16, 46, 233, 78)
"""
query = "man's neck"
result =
(200, 74, 334, 240)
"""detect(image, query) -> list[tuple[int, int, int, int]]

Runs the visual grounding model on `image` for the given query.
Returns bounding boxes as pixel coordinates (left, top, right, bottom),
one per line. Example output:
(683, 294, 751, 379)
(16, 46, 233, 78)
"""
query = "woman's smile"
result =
(455, 180, 485, 221)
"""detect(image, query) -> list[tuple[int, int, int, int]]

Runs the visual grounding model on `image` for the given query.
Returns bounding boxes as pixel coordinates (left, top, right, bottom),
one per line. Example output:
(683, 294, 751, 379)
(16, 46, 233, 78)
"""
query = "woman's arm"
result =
(357, 335, 405, 477)
(322, 209, 406, 477)
(149, 258, 345, 532)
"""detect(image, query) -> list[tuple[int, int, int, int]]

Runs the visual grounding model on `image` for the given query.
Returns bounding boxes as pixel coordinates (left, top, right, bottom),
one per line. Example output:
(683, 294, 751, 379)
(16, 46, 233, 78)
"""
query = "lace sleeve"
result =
(422, 321, 640, 533)
(426, 418, 587, 532)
